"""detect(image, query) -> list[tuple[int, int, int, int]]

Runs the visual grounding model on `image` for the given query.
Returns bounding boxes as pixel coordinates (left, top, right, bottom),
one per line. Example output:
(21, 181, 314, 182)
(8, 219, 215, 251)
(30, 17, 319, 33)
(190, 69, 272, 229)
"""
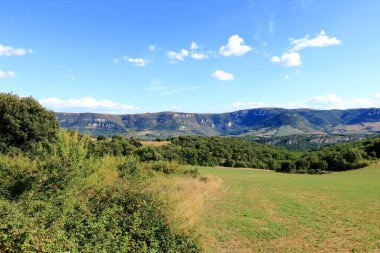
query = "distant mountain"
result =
(55, 108, 380, 138)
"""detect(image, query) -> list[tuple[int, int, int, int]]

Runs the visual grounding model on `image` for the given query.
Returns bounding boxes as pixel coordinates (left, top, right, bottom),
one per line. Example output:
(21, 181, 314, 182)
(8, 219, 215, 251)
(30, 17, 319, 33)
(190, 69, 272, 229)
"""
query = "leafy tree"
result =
(96, 135, 107, 141)
(0, 93, 59, 151)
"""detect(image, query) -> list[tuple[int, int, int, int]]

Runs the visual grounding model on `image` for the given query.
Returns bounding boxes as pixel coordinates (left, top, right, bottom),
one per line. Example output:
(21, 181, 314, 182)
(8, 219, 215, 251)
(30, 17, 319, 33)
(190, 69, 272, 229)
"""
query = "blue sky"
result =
(1, 0, 380, 113)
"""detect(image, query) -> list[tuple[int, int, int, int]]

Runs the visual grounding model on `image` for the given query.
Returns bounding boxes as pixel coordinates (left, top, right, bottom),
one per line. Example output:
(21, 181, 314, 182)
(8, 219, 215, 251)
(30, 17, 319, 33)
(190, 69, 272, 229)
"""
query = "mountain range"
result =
(55, 108, 380, 138)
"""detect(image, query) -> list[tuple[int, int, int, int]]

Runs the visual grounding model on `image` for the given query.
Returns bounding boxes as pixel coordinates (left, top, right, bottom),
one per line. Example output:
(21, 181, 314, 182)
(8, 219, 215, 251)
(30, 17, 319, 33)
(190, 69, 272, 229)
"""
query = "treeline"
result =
(289, 137, 379, 173)
(243, 134, 370, 151)
(86, 134, 379, 174)
(155, 136, 379, 174)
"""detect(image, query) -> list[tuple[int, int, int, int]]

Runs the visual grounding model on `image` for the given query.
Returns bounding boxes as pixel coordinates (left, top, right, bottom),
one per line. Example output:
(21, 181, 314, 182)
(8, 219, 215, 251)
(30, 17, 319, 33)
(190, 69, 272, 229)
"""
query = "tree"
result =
(0, 93, 59, 151)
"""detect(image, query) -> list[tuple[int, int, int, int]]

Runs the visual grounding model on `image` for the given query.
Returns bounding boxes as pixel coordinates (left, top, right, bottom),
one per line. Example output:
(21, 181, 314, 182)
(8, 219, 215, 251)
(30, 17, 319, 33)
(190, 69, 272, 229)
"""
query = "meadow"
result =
(196, 164, 380, 252)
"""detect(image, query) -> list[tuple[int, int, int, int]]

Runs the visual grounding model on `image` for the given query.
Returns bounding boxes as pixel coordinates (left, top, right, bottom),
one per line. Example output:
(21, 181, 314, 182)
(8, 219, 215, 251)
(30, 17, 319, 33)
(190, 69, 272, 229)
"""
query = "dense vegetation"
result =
(150, 136, 378, 174)
(0, 93, 201, 252)
(243, 134, 372, 151)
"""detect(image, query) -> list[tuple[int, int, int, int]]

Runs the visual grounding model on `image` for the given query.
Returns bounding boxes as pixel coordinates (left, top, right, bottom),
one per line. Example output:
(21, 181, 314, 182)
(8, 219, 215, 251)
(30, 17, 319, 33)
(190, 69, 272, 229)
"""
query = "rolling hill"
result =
(55, 108, 380, 138)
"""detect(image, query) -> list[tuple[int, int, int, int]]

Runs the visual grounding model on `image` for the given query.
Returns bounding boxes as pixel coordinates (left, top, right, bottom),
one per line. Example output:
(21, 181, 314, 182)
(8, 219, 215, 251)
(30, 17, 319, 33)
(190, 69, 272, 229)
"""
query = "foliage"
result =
(0, 93, 59, 152)
(153, 135, 380, 174)
(0, 131, 201, 252)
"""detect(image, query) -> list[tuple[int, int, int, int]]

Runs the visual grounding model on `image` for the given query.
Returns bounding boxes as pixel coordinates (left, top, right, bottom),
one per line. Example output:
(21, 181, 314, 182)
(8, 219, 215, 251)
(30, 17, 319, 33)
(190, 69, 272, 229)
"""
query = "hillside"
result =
(56, 108, 380, 138)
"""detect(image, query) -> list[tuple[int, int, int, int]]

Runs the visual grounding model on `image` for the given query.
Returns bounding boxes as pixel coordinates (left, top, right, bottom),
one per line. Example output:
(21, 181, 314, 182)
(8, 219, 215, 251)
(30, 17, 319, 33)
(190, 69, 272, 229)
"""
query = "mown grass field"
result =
(197, 164, 380, 252)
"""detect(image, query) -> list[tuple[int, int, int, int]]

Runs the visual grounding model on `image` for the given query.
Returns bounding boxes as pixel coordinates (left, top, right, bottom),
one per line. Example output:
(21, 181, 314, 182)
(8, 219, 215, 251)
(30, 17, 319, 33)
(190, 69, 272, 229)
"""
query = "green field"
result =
(198, 164, 380, 252)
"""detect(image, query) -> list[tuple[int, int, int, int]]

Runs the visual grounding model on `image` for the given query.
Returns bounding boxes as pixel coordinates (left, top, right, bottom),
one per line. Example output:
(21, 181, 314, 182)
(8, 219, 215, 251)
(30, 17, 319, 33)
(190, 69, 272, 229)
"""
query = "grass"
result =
(141, 141, 171, 147)
(196, 164, 380, 252)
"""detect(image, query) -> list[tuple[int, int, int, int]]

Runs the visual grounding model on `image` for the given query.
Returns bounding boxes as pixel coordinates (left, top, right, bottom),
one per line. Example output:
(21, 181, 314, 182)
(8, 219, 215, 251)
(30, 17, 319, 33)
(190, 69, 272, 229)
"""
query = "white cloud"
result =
(271, 51, 302, 67)
(212, 70, 234, 81)
(190, 52, 207, 60)
(285, 74, 290, 80)
(167, 49, 189, 63)
(167, 41, 209, 62)
(230, 93, 380, 110)
(190, 42, 199, 50)
(271, 30, 342, 67)
(127, 58, 146, 67)
(0, 69, 16, 78)
(303, 94, 343, 108)
(232, 102, 267, 110)
(163, 86, 200, 95)
(149, 45, 156, 51)
(219, 35, 252, 57)
(112, 56, 147, 66)
(0, 44, 32, 56)
(112, 56, 127, 64)
(290, 30, 342, 51)
(39, 97, 139, 114)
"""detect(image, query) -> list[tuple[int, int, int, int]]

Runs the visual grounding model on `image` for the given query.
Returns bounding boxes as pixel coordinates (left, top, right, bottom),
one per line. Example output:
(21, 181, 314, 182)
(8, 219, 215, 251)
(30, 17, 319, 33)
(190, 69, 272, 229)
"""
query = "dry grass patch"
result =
(142, 141, 171, 147)
(150, 174, 222, 234)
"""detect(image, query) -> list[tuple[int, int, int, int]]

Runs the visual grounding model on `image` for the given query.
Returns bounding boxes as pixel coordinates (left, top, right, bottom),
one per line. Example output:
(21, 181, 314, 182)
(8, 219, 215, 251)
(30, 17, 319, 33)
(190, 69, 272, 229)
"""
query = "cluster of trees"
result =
(153, 136, 379, 174)
(83, 129, 379, 175)
(158, 136, 298, 169)
(243, 134, 369, 151)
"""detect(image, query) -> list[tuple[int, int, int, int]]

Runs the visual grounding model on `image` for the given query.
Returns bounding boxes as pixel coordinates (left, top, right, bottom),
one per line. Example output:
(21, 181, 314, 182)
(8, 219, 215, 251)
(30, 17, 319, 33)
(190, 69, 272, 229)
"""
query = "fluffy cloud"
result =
(271, 30, 342, 67)
(212, 70, 234, 81)
(39, 97, 139, 114)
(231, 93, 380, 110)
(190, 42, 199, 50)
(290, 30, 342, 51)
(219, 35, 252, 57)
(167, 49, 189, 63)
(0, 69, 16, 78)
(0, 44, 32, 56)
(271, 51, 302, 67)
(167, 41, 217, 62)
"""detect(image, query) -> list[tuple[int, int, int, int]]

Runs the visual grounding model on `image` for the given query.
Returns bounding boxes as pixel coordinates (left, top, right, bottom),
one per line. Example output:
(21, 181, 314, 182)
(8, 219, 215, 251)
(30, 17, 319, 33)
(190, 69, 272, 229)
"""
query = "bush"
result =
(277, 160, 296, 173)
(117, 156, 142, 178)
(135, 146, 163, 162)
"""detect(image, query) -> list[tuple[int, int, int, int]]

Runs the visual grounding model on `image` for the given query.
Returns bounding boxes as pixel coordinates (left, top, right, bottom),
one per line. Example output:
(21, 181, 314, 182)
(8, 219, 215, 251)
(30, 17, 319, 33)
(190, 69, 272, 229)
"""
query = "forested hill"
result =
(56, 108, 380, 138)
